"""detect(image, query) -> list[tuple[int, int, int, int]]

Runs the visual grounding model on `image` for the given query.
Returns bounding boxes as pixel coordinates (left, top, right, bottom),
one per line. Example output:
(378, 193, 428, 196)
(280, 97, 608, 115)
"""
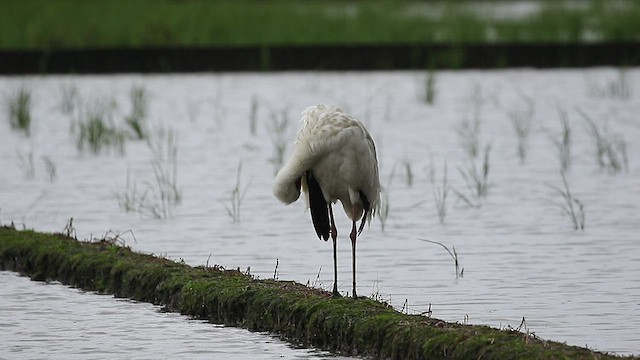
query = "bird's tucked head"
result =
(273, 175, 302, 204)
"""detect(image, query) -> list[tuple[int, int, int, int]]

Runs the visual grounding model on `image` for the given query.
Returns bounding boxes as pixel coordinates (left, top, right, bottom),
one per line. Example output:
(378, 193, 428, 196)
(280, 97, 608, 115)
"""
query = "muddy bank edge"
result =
(0, 226, 632, 360)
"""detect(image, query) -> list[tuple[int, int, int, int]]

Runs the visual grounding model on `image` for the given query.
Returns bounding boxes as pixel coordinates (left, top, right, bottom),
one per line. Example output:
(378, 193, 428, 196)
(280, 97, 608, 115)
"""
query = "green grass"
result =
(1, 226, 632, 360)
(1, 0, 639, 50)
(6, 86, 32, 135)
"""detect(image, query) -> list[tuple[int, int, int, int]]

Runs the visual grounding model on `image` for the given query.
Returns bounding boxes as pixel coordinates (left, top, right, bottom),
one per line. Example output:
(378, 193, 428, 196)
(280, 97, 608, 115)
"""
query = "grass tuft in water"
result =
(547, 171, 585, 231)
(124, 85, 149, 140)
(6, 86, 32, 136)
(454, 143, 491, 208)
(548, 107, 572, 172)
(116, 127, 182, 219)
(578, 109, 628, 174)
(42, 156, 56, 182)
(59, 83, 78, 115)
(507, 92, 535, 163)
(422, 70, 437, 105)
(266, 108, 291, 175)
(587, 68, 632, 100)
(72, 98, 127, 155)
(249, 95, 259, 136)
(224, 160, 251, 223)
(418, 238, 464, 279)
(16, 149, 35, 180)
(144, 128, 182, 218)
(429, 160, 449, 224)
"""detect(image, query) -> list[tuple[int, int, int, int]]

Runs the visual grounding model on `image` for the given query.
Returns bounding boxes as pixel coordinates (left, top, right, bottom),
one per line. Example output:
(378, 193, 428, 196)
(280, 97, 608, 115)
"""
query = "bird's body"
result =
(274, 104, 380, 297)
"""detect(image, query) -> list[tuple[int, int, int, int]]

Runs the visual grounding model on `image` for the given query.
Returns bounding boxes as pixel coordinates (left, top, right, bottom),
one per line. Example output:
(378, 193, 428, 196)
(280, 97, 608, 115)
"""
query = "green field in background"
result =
(1, 0, 639, 50)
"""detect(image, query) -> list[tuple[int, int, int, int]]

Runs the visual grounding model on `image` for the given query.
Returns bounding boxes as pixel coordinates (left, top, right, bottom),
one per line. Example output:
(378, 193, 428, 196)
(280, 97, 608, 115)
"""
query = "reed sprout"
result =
(454, 143, 491, 208)
(548, 107, 572, 172)
(430, 160, 449, 224)
(587, 68, 632, 100)
(116, 127, 182, 219)
(124, 85, 148, 140)
(249, 95, 259, 136)
(224, 160, 250, 223)
(73, 98, 126, 155)
(16, 149, 35, 180)
(42, 156, 56, 182)
(418, 238, 464, 279)
(144, 128, 182, 218)
(547, 171, 585, 231)
(402, 160, 414, 187)
(267, 108, 291, 175)
(507, 92, 535, 163)
(578, 109, 628, 174)
(116, 170, 139, 213)
(423, 70, 437, 105)
(457, 114, 481, 159)
(7, 86, 32, 136)
(59, 83, 78, 115)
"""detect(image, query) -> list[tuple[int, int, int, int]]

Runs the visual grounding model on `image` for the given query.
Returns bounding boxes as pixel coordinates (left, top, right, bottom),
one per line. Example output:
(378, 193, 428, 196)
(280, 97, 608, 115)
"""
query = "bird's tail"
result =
(306, 171, 330, 241)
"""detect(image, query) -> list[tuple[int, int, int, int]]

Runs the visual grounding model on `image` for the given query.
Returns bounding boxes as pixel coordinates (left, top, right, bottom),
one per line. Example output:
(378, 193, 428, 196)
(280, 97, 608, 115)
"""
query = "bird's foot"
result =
(332, 284, 341, 297)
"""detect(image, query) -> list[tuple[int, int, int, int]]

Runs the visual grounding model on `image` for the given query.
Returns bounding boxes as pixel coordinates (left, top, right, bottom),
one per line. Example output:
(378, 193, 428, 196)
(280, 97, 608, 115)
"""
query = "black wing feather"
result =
(358, 190, 370, 235)
(306, 171, 330, 241)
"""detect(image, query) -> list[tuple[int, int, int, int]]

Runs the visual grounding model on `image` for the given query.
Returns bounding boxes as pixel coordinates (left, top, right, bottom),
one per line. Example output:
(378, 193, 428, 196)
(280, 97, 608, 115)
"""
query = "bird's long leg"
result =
(329, 204, 340, 297)
(350, 217, 357, 299)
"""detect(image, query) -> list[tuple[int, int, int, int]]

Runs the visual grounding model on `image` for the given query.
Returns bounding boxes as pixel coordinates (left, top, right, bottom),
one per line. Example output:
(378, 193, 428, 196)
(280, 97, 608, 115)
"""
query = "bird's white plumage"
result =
(273, 104, 380, 297)
(273, 104, 380, 223)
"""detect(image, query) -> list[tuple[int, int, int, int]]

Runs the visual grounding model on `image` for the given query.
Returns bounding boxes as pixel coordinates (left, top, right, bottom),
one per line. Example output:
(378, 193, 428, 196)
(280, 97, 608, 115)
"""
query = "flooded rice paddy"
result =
(1, 69, 639, 356)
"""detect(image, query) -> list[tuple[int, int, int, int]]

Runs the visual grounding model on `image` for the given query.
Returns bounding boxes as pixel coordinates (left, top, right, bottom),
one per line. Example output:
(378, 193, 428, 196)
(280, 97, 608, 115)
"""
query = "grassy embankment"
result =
(1, 0, 639, 50)
(1, 226, 634, 360)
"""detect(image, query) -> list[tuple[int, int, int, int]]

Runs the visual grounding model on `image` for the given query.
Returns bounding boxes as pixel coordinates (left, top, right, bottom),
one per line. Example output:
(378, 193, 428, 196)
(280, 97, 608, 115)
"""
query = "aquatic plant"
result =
(72, 98, 126, 155)
(430, 160, 449, 224)
(457, 84, 485, 159)
(42, 156, 56, 182)
(116, 170, 139, 213)
(143, 127, 182, 218)
(587, 68, 632, 100)
(547, 171, 585, 231)
(454, 143, 491, 208)
(548, 107, 572, 172)
(6, 86, 32, 136)
(16, 149, 35, 180)
(59, 83, 78, 115)
(402, 159, 413, 187)
(224, 160, 250, 223)
(457, 114, 481, 159)
(116, 128, 182, 219)
(418, 238, 464, 279)
(507, 92, 535, 163)
(124, 85, 148, 140)
(423, 70, 437, 105)
(266, 108, 290, 175)
(579, 109, 628, 174)
(249, 95, 259, 136)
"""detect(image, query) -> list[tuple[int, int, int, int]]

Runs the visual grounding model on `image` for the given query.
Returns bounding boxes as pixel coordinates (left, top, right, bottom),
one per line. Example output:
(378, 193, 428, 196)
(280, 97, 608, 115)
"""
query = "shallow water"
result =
(1, 69, 639, 356)
(0, 271, 342, 359)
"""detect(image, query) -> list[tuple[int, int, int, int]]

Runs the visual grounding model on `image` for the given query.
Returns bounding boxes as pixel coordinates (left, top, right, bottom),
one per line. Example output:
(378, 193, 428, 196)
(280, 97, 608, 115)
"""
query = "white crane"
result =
(273, 104, 380, 298)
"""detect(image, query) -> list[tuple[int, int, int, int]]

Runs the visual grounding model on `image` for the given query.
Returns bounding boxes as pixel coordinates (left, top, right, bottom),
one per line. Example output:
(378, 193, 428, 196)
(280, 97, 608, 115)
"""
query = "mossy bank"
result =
(0, 226, 633, 360)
